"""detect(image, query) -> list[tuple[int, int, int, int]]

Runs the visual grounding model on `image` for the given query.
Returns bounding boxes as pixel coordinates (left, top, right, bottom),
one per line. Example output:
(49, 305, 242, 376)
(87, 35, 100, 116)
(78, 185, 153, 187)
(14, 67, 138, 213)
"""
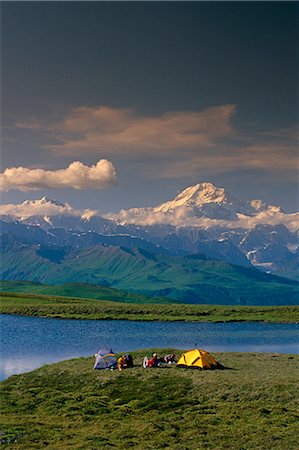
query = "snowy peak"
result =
(0, 196, 77, 222)
(154, 183, 230, 213)
(110, 181, 293, 226)
(250, 199, 282, 214)
(153, 182, 283, 218)
(0, 182, 295, 233)
(177, 182, 229, 205)
(21, 196, 66, 208)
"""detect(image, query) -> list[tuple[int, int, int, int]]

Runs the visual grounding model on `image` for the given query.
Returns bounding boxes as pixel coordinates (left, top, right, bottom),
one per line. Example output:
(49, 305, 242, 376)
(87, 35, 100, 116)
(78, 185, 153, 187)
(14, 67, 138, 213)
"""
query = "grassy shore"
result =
(1, 292, 299, 322)
(1, 350, 298, 449)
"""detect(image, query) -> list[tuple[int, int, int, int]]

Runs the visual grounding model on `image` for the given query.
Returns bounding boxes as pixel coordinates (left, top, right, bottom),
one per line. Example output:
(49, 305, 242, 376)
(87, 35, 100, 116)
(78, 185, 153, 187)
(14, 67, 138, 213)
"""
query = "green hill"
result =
(1, 350, 298, 449)
(0, 281, 173, 304)
(1, 241, 298, 305)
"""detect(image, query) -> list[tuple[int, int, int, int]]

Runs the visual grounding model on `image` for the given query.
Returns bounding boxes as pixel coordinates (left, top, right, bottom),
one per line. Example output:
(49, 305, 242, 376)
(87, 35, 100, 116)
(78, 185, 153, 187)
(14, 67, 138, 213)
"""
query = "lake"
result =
(1, 314, 298, 380)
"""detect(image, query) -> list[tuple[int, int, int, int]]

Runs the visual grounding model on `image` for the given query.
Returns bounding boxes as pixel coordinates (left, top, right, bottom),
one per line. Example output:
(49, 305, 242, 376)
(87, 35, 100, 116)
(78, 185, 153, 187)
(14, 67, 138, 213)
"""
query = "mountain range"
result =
(1, 182, 298, 280)
(1, 182, 298, 305)
(1, 233, 298, 305)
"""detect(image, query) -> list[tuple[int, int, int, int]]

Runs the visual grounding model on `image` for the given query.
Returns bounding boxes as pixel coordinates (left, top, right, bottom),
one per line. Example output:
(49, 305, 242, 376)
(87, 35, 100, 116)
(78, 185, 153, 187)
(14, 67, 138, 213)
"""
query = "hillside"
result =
(1, 237, 298, 305)
(0, 281, 173, 304)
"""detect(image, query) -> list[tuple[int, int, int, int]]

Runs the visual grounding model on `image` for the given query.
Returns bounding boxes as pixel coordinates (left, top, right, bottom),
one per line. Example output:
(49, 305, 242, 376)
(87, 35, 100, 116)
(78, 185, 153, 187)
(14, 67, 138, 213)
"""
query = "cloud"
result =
(14, 105, 298, 179)
(0, 198, 82, 218)
(0, 199, 98, 220)
(234, 211, 299, 232)
(144, 131, 299, 179)
(0, 159, 117, 192)
(106, 206, 299, 232)
(1, 193, 297, 232)
(17, 104, 236, 156)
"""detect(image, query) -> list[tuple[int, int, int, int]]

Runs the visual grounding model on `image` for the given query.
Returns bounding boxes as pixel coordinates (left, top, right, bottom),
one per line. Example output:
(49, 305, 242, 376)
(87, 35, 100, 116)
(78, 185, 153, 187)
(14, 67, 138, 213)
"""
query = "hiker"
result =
(117, 355, 127, 371)
(147, 353, 159, 368)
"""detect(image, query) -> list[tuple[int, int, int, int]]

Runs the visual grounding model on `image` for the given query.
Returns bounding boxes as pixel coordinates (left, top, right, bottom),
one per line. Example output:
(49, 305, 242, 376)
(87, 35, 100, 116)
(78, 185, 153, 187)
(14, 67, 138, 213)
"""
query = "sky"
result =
(1, 1, 298, 213)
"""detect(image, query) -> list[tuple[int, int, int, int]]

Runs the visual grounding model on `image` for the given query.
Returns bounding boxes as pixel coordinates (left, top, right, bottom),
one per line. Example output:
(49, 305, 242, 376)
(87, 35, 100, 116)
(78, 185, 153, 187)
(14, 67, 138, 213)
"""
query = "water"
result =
(1, 314, 298, 380)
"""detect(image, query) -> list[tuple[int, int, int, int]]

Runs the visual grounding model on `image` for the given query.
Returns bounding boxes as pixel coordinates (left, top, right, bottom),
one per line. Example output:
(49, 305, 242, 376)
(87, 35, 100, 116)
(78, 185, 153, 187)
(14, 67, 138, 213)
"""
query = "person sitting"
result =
(147, 353, 159, 368)
(117, 354, 134, 371)
(117, 355, 127, 371)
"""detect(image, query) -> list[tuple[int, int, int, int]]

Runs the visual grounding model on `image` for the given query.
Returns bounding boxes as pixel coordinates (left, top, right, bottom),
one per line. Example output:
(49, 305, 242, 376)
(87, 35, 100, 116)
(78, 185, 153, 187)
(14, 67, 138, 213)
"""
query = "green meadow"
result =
(1, 350, 298, 449)
(1, 292, 299, 322)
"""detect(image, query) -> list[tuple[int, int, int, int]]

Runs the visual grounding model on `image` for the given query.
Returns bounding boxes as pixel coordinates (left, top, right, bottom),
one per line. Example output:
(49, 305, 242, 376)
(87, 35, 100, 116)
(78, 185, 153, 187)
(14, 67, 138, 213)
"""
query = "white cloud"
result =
(235, 211, 299, 232)
(106, 207, 299, 232)
(0, 199, 80, 218)
(1, 192, 297, 232)
(0, 159, 117, 192)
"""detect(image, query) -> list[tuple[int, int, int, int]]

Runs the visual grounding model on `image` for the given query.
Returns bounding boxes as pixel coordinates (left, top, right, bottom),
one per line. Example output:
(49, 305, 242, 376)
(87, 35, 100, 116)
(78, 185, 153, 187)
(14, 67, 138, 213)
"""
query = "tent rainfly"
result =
(94, 347, 117, 370)
(176, 349, 222, 370)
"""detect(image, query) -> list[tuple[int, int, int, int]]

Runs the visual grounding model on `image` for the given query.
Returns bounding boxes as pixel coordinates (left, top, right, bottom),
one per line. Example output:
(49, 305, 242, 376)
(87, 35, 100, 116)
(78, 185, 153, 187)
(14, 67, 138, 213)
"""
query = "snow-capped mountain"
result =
(109, 182, 293, 229)
(0, 182, 291, 226)
(153, 182, 282, 219)
(1, 182, 298, 278)
(22, 196, 65, 208)
(0, 195, 114, 231)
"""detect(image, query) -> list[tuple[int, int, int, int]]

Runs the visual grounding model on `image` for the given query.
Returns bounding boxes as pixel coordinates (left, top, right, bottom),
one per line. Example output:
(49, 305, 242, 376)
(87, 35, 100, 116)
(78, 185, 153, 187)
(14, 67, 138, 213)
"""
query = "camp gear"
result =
(142, 356, 149, 368)
(143, 353, 174, 368)
(163, 354, 176, 364)
(124, 354, 134, 367)
(176, 349, 221, 370)
(94, 347, 117, 370)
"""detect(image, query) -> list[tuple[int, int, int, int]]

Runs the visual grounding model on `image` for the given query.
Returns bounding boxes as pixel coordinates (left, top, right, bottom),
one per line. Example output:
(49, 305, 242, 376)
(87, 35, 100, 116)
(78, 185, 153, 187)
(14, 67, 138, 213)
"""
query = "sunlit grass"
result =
(1, 350, 298, 449)
(1, 292, 299, 322)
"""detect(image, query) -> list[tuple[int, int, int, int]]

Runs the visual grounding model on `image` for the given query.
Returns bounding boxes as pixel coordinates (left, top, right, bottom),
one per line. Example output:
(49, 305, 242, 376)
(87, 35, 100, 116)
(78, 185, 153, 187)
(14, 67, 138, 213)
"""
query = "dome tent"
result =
(176, 349, 222, 370)
(94, 347, 117, 370)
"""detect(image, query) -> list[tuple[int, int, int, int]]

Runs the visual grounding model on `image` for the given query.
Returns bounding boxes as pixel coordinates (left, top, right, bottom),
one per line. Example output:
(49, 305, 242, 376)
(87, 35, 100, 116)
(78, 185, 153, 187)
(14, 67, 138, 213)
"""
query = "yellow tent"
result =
(176, 349, 221, 370)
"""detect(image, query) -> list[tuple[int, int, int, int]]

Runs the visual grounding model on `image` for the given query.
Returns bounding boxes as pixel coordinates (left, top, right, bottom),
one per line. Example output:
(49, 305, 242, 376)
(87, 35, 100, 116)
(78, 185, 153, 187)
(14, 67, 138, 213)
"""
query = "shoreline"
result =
(1, 311, 299, 325)
(1, 292, 299, 323)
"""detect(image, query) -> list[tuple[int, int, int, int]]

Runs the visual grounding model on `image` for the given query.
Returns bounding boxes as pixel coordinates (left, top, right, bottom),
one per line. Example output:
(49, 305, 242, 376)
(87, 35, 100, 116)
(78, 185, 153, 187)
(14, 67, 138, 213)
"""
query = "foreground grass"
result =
(1, 292, 299, 322)
(1, 350, 298, 449)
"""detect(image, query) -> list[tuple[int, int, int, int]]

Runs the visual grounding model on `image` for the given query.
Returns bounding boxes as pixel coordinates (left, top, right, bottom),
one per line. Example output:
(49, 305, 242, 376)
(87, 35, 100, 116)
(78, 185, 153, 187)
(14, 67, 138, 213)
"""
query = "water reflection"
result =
(1, 356, 65, 379)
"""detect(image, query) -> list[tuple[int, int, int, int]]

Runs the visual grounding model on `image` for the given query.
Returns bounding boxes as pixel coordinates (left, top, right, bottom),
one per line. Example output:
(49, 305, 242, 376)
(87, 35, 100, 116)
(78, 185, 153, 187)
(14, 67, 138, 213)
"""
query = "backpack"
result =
(125, 354, 133, 367)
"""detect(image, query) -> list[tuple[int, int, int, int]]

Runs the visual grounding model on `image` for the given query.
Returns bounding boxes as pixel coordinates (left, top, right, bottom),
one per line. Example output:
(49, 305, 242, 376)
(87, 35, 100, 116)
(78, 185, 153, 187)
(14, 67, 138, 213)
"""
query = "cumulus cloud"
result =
(0, 159, 117, 192)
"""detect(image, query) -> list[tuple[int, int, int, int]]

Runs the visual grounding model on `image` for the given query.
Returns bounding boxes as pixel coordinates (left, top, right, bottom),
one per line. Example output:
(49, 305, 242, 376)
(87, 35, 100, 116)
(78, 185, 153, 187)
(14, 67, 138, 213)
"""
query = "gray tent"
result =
(93, 347, 117, 370)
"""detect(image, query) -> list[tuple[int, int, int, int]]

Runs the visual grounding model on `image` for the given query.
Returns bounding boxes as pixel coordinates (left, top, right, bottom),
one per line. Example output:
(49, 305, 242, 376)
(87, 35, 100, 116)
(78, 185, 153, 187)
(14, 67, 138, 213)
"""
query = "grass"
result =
(1, 349, 298, 449)
(1, 292, 299, 322)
